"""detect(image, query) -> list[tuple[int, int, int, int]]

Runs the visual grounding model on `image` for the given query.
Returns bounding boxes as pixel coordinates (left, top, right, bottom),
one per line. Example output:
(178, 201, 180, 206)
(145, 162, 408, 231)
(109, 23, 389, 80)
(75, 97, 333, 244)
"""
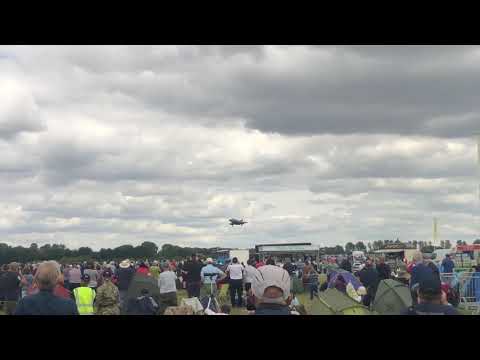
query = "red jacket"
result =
(255, 261, 265, 269)
(136, 267, 150, 276)
(53, 284, 71, 299)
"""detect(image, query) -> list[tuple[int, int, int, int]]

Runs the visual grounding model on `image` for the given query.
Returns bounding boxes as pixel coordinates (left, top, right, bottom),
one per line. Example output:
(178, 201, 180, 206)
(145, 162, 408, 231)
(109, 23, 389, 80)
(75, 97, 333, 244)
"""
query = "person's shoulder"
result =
(18, 293, 37, 305)
(444, 306, 460, 315)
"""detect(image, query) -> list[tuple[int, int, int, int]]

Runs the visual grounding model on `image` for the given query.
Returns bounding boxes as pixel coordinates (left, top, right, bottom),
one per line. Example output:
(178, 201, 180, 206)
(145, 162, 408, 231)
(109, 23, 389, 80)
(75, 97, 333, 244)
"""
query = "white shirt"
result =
(227, 263, 244, 280)
(158, 270, 177, 294)
(244, 265, 257, 284)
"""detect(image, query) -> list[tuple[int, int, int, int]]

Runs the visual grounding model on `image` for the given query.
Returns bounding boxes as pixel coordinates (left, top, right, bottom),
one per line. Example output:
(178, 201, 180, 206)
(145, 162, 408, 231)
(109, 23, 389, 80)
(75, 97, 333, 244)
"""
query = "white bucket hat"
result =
(252, 265, 291, 304)
(120, 259, 131, 269)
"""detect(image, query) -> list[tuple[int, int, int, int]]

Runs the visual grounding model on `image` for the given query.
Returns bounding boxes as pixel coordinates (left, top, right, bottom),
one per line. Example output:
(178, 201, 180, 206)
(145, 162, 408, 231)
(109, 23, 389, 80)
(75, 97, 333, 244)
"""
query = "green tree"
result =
(78, 247, 93, 257)
(334, 245, 344, 254)
(140, 241, 158, 258)
(473, 239, 480, 244)
(345, 242, 355, 254)
(444, 240, 452, 249)
(355, 241, 366, 252)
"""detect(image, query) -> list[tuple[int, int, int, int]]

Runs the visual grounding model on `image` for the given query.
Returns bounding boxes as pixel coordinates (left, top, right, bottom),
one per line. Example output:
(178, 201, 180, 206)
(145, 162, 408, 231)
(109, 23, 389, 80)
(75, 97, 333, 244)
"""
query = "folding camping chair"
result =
(202, 273, 221, 313)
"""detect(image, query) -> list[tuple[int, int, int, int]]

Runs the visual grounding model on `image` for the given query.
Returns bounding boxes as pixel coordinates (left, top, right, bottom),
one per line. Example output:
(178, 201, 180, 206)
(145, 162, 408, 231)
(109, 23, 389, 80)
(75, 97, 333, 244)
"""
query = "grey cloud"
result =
(0, 45, 479, 250)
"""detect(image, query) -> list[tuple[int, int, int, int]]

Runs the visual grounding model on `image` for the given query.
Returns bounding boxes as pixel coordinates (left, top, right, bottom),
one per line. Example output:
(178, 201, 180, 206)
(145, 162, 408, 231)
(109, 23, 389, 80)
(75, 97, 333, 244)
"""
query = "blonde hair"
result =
(34, 261, 61, 291)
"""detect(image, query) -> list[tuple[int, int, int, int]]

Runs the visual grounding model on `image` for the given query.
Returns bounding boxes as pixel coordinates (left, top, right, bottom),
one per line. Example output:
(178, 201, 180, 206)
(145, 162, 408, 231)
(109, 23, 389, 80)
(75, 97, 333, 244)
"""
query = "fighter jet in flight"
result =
(229, 218, 248, 226)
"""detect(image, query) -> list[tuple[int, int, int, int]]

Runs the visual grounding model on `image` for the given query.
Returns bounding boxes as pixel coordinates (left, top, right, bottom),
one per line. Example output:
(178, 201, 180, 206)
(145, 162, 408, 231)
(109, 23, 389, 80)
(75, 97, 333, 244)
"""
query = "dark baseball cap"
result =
(418, 277, 442, 296)
(81, 274, 91, 282)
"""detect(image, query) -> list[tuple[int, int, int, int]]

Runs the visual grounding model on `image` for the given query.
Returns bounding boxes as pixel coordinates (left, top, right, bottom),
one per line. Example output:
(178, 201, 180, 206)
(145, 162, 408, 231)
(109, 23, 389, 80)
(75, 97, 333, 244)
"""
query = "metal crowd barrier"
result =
(440, 272, 480, 314)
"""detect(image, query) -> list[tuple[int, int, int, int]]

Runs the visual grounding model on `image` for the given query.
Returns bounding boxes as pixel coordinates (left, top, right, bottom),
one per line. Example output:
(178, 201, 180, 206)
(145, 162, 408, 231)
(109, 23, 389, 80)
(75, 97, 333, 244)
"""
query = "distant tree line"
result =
(0, 242, 221, 265)
(1, 238, 478, 265)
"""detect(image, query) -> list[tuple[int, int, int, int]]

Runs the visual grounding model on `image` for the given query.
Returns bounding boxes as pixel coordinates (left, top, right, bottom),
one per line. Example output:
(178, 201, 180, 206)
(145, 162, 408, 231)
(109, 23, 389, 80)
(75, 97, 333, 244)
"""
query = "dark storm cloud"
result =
(73, 45, 480, 138)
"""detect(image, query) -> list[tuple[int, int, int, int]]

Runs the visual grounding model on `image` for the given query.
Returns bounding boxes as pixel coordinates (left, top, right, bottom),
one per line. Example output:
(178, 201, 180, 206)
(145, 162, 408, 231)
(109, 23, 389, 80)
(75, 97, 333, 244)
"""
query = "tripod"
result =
(203, 273, 221, 313)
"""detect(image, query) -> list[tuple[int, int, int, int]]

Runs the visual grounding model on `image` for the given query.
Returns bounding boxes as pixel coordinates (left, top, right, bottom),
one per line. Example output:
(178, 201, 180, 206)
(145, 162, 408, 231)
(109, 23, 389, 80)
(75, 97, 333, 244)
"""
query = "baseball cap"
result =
(103, 269, 113, 277)
(418, 277, 441, 296)
(252, 265, 291, 304)
(81, 274, 91, 282)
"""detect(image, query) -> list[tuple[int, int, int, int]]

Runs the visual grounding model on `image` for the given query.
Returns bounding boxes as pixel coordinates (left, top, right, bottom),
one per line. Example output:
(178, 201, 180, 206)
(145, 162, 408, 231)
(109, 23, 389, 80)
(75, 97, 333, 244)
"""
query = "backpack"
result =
(246, 293, 256, 311)
(446, 285, 460, 307)
(128, 296, 158, 315)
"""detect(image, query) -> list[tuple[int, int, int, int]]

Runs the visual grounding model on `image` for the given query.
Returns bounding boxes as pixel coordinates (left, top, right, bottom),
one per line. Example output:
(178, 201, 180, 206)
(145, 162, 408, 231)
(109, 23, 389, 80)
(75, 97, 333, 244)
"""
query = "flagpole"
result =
(477, 135, 480, 242)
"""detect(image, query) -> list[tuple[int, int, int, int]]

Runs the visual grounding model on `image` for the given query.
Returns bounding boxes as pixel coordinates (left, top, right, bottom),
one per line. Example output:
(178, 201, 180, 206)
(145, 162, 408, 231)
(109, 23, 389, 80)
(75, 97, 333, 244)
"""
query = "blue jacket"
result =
(14, 289, 79, 315)
(254, 303, 291, 315)
(410, 263, 434, 289)
(200, 264, 224, 284)
(441, 258, 455, 273)
(402, 303, 459, 315)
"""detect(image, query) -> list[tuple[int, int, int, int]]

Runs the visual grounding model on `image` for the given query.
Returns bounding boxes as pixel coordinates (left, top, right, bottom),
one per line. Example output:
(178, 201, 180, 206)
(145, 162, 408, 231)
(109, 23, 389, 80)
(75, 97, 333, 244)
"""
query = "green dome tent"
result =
(125, 274, 161, 314)
(371, 279, 412, 315)
(307, 288, 372, 315)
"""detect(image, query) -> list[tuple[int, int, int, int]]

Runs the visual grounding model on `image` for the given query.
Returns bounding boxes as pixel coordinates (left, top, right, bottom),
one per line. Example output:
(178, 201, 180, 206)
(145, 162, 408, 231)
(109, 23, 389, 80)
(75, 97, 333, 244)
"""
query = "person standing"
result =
(158, 263, 179, 314)
(95, 269, 120, 315)
(0, 263, 22, 315)
(441, 254, 455, 274)
(53, 274, 72, 299)
(255, 257, 265, 269)
(307, 268, 320, 300)
(20, 266, 34, 299)
(302, 261, 314, 286)
(226, 257, 244, 307)
(83, 263, 99, 292)
(68, 264, 82, 293)
(62, 265, 71, 290)
(410, 251, 435, 291)
(340, 257, 352, 273)
(117, 259, 135, 310)
(244, 259, 257, 294)
(73, 274, 96, 315)
(200, 258, 225, 298)
(182, 254, 203, 298)
(376, 257, 391, 281)
(150, 261, 161, 280)
(358, 259, 379, 307)
(136, 261, 150, 276)
(15, 261, 79, 315)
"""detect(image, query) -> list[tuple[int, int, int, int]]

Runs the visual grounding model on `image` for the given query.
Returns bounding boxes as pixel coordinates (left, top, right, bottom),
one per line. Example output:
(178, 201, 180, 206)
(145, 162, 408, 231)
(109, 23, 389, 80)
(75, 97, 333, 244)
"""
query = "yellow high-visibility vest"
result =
(73, 287, 96, 315)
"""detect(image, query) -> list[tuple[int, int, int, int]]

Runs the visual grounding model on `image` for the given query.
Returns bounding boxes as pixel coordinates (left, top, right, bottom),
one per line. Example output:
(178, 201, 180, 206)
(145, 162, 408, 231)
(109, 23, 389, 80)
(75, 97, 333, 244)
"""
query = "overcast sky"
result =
(0, 45, 479, 250)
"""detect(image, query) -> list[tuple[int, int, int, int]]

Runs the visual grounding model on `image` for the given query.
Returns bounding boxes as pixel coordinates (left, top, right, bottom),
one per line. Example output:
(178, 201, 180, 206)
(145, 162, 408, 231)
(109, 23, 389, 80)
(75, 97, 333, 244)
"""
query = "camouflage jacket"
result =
(95, 281, 120, 315)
